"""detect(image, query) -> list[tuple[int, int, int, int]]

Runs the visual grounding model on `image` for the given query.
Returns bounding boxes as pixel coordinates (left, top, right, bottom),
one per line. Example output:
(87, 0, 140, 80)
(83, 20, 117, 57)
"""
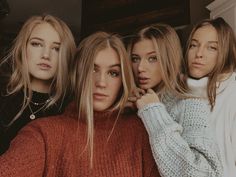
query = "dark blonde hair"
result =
(185, 17, 236, 109)
(127, 23, 188, 98)
(1, 14, 76, 125)
(72, 31, 135, 165)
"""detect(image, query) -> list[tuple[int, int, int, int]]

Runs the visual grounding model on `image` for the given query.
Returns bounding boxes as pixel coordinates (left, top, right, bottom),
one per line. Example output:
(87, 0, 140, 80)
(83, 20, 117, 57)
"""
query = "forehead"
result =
(192, 25, 218, 41)
(29, 22, 60, 42)
(95, 47, 120, 67)
(132, 38, 156, 54)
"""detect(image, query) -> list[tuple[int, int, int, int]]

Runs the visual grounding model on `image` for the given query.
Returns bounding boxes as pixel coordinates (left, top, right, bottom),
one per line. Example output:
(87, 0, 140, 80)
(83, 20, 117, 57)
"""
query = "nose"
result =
(95, 72, 107, 88)
(42, 46, 50, 60)
(137, 59, 146, 73)
(196, 46, 204, 59)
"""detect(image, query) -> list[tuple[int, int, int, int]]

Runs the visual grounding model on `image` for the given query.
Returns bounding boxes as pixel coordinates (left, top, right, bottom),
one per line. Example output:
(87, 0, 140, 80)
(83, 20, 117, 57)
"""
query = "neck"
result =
(31, 79, 51, 93)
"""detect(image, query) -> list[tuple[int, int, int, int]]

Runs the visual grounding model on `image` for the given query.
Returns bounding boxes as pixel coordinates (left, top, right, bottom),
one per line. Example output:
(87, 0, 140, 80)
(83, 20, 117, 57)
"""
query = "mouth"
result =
(37, 63, 51, 70)
(93, 93, 108, 100)
(138, 77, 149, 85)
(191, 62, 204, 68)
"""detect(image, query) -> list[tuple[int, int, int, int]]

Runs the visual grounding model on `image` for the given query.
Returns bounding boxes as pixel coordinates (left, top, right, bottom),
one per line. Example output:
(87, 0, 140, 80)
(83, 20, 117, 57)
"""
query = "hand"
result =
(125, 87, 146, 109)
(136, 89, 160, 109)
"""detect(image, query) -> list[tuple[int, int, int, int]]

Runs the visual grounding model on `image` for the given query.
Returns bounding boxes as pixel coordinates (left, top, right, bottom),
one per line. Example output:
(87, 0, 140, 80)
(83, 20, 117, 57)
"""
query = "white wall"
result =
(207, 0, 236, 33)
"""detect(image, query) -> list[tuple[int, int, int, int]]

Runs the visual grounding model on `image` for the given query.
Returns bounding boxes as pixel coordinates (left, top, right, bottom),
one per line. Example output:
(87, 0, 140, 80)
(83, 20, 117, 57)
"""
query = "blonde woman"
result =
(0, 32, 160, 177)
(127, 24, 222, 177)
(0, 14, 76, 154)
(185, 17, 236, 177)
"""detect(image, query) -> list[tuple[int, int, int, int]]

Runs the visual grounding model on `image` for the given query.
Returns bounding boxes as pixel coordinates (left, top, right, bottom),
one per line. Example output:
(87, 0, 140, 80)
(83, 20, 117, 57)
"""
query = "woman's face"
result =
(93, 47, 122, 111)
(131, 39, 162, 90)
(26, 22, 60, 92)
(188, 25, 218, 79)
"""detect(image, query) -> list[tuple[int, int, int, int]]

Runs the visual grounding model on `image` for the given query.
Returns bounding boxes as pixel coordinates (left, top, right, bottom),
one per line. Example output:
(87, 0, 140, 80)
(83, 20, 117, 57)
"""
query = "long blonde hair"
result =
(184, 17, 236, 109)
(72, 31, 135, 165)
(127, 23, 188, 98)
(1, 14, 76, 125)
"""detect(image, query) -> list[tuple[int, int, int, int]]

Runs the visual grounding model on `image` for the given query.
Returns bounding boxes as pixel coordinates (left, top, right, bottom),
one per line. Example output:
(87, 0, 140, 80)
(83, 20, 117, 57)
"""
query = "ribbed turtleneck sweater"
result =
(0, 102, 160, 177)
(0, 90, 69, 155)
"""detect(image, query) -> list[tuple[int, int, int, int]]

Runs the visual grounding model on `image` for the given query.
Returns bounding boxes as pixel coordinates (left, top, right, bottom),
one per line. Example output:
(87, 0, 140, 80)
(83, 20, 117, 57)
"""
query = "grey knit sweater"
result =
(138, 94, 223, 177)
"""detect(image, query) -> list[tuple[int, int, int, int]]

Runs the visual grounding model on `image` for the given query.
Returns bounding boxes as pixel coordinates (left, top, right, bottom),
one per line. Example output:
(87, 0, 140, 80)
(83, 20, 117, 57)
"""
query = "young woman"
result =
(0, 31, 160, 177)
(127, 23, 222, 177)
(0, 14, 76, 154)
(185, 17, 236, 177)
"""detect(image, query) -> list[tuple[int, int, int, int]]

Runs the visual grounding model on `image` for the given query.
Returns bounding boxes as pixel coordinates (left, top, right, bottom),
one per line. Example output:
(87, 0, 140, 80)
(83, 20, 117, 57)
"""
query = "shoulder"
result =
(23, 114, 78, 138)
(120, 112, 147, 134)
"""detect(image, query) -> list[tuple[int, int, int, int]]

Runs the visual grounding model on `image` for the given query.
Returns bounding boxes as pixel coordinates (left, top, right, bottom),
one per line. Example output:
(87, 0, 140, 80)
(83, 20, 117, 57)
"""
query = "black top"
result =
(0, 82, 71, 155)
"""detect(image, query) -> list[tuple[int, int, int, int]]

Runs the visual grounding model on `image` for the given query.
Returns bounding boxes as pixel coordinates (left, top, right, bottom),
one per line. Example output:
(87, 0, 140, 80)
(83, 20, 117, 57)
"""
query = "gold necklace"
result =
(28, 99, 51, 120)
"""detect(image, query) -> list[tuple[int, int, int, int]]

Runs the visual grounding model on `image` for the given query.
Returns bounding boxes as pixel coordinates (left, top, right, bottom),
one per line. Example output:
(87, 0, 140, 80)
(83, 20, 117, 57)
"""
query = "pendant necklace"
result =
(28, 98, 51, 120)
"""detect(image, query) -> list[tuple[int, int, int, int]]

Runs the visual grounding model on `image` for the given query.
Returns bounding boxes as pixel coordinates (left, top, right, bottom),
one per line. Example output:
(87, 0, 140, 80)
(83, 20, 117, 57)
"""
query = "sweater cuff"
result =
(138, 103, 182, 136)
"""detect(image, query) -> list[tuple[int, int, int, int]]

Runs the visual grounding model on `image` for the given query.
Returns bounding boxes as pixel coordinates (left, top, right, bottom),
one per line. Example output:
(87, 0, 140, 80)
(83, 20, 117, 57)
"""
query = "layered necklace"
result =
(27, 97, 52, 120)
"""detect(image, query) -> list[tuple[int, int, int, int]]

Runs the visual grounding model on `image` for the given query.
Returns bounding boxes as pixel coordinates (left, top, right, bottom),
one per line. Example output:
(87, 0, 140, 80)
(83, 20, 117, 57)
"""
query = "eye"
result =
(189, 43, 197, 48)
(93, 66, 99, 73)
(208, 45, 218, 51)
(30, 42, 42, 47)
(131, 55, 140, 63)
(108, 70, 120, 77)
(52, 46, 60, 52)
(148, 56, 158, 62)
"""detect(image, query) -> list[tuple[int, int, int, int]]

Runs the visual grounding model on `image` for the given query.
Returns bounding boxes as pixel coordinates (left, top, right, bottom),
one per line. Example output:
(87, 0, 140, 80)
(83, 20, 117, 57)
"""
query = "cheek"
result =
(187, 51, 194, 62)
(110, 78, 122, 99)
(132, 64, 138, 77)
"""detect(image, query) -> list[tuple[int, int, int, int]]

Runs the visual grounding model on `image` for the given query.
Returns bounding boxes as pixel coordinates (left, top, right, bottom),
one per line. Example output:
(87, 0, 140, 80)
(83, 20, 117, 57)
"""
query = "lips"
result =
(37, 63, 51, 70)
(93, 93, 108, 100)
(138, 77, 149, 85)
(191, 62, 204, 68)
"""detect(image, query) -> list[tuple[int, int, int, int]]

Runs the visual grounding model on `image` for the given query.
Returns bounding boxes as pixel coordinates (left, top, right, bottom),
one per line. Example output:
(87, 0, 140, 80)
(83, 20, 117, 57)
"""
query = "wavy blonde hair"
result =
(127, 23, 188, 98)
(71, 31, 135, 166)
(184, 17, 236, 109)
(1, 14, 76, 125)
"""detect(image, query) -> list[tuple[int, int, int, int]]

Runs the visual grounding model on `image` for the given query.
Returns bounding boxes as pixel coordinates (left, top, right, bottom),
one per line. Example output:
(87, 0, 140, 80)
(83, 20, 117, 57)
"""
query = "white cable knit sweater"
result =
(187, 73, 236, 177)
(138, 92, 223, 177)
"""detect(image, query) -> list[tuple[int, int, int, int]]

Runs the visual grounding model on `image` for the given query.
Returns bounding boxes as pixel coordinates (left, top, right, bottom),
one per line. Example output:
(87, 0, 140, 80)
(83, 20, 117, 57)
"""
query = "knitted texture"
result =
(0, 102, 160, 177)
(187, 73, 236, 177)
(138, 95, 223, 177)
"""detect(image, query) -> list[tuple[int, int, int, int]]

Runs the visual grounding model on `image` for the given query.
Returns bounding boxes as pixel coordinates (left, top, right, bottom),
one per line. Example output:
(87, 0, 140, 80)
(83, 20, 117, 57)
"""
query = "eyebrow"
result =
(132, 51, 156, 55)
(191, 38, 218, 44)
(94, 63, 121, 68)
(29, 37, 61, 45)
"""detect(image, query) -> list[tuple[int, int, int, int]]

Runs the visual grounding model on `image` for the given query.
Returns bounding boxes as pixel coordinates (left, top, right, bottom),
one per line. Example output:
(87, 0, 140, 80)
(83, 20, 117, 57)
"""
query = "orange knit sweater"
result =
(0, 102, 160, 177)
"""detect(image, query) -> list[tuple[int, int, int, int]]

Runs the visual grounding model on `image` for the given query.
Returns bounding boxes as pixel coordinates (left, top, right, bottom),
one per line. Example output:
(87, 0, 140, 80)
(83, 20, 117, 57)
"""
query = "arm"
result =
(0, 123, 46, 177)
(138, 94, 222, 177)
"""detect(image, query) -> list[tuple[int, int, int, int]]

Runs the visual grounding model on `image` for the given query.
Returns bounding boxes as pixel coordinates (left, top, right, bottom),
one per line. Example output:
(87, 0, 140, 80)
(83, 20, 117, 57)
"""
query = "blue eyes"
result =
(131, 56, 158, 63)
(109, 71, 120, 77)
(30, 41, 60, 52)
(93, 68, 120, 78)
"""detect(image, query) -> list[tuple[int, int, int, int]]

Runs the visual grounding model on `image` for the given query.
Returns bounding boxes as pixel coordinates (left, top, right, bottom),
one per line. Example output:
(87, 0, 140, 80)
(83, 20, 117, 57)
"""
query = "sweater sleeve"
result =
(231, 113, 236, 165)
(138, 99, 223, 177)
(0, 123, 46, 177)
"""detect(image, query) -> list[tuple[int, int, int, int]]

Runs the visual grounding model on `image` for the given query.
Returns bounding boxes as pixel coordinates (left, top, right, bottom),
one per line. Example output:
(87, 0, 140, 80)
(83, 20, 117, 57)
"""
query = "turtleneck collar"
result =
(187, 72, 236, 98)
(64, 102, 119, 122)
(187, 77, 208, 98)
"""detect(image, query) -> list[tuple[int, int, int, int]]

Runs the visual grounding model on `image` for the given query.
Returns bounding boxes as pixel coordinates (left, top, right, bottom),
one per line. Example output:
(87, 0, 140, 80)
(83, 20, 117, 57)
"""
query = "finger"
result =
(136, 87, 146, 95)
(125, 101, 135, 108)
(128, 96, 137, 102)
